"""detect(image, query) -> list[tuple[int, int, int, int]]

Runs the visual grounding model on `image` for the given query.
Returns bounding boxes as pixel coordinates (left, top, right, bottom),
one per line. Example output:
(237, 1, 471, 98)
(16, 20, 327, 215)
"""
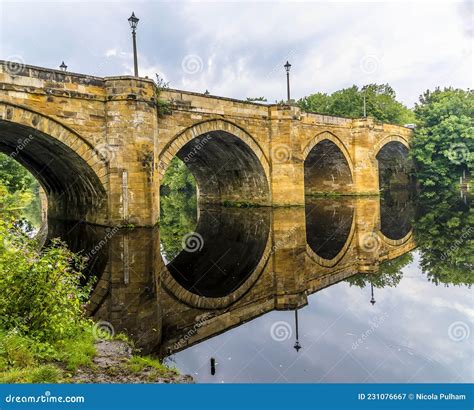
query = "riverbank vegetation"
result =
(410, 88, 473, 190)
(0, 155, 181, 383)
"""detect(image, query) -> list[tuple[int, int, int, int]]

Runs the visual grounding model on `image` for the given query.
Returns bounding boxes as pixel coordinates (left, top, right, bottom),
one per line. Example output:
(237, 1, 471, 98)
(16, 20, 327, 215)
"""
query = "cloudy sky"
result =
(0, 0, 472, 107)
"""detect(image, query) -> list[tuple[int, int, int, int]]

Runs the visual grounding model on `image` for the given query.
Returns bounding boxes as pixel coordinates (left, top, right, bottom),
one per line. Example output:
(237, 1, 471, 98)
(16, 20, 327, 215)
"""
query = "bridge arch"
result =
(158, 119, 271, 206)
(374, 134, 410, 156)
(303, 131, 354, 195)
(0, 102, 108, 223)
(375, 135, 412, 190)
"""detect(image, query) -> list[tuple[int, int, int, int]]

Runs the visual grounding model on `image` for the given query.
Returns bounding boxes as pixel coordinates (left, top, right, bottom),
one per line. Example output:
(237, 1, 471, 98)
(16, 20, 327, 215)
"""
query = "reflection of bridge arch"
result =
(160, 207, 272, 309)
(0, 102, 107, 222)
(158, 119, 271, 206)
(161, 237, 272, 309)
(378, 230, 413, 247)
(305, 199, 356, 267)
(306, 221, 356, 268)
(303, 131, 354, 194)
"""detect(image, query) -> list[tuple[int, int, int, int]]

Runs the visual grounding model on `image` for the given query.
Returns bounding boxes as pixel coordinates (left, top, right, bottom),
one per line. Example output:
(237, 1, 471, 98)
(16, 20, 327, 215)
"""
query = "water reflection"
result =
(46, 190, 472, 383)
(380, 189, 415, 240)
(166, 206, 270, 298)
(305, 198, 354, 260)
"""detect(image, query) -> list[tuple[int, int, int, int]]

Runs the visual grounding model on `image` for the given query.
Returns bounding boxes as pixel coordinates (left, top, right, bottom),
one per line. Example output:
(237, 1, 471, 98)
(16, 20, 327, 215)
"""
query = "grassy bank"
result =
(0, 215, 182, 384)
(0, 327, 184, 383)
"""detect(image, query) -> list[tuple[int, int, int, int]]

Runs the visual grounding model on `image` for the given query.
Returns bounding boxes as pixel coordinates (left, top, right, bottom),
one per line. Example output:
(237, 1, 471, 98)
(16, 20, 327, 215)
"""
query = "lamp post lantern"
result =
(128, 12, 140, 77)
(284, 61, 292, 103)
(293, 309, 302, 352)
(59, 61, 67, 72)
(370, 283, 376, 306)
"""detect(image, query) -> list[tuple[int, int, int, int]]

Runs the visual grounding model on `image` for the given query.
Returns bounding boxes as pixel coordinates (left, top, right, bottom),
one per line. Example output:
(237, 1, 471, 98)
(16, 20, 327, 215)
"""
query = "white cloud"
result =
(0, 1, 471, 106)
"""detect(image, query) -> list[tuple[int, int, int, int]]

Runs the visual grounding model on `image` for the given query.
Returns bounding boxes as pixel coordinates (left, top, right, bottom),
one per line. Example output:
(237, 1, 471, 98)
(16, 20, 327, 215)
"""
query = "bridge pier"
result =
(104, 77, 158, 227)
(269, 105, 305, 206)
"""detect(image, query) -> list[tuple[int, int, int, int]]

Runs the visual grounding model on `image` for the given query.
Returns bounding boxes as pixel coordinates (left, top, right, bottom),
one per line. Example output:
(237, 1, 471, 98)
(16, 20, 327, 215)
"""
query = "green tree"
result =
(346, 252, 413, 289)
(298, 84, 415, 125)
(0, 154, 36, 193)
(0, 154, 41, 227)
(160, 191, 198, 261)
(161, 157, 196, 193)
(160, 157, 198, 261)
(413, 190, 473, 287)
(410, 88, 474, 189)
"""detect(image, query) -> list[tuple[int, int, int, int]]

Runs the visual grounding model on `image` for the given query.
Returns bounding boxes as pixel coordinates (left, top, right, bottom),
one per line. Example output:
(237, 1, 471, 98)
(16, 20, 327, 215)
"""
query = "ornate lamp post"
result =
(128, 12, 140, 77)
(59, 61, 67, 72)
(284, 61, 292, 103)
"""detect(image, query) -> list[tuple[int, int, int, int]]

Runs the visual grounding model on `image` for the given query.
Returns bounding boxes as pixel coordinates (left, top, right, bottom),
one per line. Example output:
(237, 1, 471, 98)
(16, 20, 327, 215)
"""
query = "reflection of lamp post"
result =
(210, 357, 216, 375)
(294, 309, 302, 352)
(284, 61, 292, 103)
(128, 12, 140, 77)
(370, 283, 376, 306)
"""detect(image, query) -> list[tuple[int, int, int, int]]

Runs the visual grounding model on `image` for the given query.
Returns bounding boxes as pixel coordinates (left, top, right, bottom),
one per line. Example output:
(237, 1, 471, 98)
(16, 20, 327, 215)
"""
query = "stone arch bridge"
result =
(0, 61, 412, 226)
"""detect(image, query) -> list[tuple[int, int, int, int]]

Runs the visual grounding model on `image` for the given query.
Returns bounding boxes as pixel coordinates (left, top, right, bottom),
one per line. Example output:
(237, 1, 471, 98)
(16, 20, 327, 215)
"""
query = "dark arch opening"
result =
(166, 206, 270, 298)
(159, 130, 271, 298)
(376, 141, 414, 191)
(174, 130, 269, 205)
(305, 198, 354, 260)
(380, 190, 414, 240)
(304, 139, 353, 195)
(0, 120, 107, 223)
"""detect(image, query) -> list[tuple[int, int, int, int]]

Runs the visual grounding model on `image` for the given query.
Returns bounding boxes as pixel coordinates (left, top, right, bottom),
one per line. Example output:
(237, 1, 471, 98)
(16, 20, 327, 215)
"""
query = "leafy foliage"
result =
(160, 190, 197, 262)
(0, 221, 92, 341)
(346, 252, 413, 289)
(0, 153, 36, 193)
(298, 84, 415, 125)
(411, 88, 474, 189)
(414, 190, 473, 287)
(161, 157, 196, 193)
(0, 154, 41, 227)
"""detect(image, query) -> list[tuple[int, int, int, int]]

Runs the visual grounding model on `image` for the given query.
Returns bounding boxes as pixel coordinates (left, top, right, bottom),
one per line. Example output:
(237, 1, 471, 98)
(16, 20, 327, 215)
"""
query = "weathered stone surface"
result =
(0, 61, 412, 226)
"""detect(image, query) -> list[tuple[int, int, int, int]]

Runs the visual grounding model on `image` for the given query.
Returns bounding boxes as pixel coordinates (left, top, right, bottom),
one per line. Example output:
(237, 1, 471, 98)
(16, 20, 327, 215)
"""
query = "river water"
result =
(47, 189, 472, 383)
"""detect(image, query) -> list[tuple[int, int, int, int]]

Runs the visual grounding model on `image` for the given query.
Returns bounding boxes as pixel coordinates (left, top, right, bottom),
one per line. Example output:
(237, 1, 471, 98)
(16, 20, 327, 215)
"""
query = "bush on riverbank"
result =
(0, 214, 98, 382)
(0, 177, 179, 383)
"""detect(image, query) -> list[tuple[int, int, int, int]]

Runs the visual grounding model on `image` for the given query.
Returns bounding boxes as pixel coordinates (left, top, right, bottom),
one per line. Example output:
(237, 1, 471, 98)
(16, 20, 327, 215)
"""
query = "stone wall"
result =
(0, 61, 412, 226)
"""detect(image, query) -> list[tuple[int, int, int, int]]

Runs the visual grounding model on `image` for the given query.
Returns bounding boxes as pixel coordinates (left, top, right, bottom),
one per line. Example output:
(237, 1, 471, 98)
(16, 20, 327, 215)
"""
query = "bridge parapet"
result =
(0, 61, 412, 226)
